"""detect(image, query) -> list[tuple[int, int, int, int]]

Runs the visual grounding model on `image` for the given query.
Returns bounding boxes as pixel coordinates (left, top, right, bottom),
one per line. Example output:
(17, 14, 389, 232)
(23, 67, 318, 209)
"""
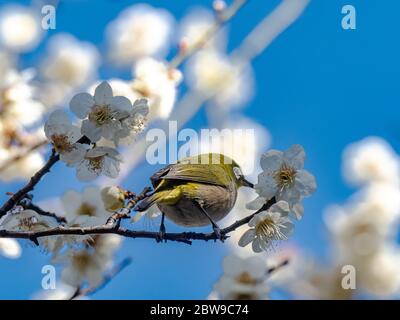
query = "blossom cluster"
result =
(238, 144, 316, 253)
(46, 81, 149, 181)
(216, 137, 400, 300)
(0, 186, 122, 290)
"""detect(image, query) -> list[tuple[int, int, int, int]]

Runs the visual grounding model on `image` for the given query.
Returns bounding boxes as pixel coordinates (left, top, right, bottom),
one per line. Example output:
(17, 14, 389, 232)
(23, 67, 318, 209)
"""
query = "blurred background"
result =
(1, 0, 400, 299)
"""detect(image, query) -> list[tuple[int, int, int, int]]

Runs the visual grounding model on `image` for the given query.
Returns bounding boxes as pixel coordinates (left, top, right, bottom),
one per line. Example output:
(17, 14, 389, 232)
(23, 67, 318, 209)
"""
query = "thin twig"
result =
(21, 201, 67, 224)
(267, 259, 289, 275)
(168, 0, 248, 69)
(0, 149, 60, 219)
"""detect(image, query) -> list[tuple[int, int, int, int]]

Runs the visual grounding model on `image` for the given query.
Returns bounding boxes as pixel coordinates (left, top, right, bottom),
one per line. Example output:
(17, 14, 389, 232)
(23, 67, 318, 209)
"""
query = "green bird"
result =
(135, 153, 254, 240)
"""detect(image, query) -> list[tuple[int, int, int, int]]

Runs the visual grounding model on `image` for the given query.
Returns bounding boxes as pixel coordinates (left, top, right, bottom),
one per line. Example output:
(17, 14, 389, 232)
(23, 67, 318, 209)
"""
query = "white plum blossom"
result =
(41, 33, 100, 88)
(62, 186, 112, 225)
(186, 49, 253, 109)
(0, 210, 62, 253)
(106, 4, 173, 64)
(56, 235, 121, 288)
(0, 238, 21, 259)
(75, 146, 122, 182)
(0, 5, 43, 52)
(91, 79, 141, 105)
(0, 69, 45, 126)
(113, 98, 149, 145)
(44, 110, 87, 165)
(70, 81, 133, 143)
(179, 8, 227, 50)
(213, 255, 269, 300)
(239, 201, 294, 253)
(131, 58, 181, 120)
(343, 137, 400, 186)
(253, 144, 316, 219)
(358, 248, 400, 298)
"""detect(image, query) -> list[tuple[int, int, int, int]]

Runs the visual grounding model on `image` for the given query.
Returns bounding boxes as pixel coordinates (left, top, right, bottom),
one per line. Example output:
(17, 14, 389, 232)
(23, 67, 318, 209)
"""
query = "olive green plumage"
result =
(136, 153, 253, 227)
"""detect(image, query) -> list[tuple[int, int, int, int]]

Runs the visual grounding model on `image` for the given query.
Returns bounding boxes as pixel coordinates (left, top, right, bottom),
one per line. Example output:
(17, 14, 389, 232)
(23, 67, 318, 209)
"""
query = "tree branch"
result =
(168, 0, 248, 69)
(21, 201, 67, 224)
(0, 196, 276, 246)
(0, 149, 60, 219)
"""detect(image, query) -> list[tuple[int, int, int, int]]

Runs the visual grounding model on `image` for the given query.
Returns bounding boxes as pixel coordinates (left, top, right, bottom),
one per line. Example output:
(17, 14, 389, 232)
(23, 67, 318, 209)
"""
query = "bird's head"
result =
(219, 156, 253, 189)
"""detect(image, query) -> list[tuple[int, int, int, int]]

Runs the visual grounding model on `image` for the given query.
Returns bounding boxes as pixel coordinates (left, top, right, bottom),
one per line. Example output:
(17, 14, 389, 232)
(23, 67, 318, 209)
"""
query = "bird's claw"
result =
(213, 226, 226, 242)
(156, 225, 166, 243)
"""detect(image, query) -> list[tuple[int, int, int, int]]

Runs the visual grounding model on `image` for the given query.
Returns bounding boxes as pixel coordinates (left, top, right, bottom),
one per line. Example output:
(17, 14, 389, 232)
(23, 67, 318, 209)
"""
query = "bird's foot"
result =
(156, 224, 166, 243)
(213, 226, 226, 242)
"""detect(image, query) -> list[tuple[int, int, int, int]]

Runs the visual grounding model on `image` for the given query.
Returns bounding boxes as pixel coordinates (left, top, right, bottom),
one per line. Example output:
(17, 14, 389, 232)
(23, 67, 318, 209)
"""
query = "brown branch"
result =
(0, 196, 276, 246)
(21, 201, 67, 224)
(0, 149, 60, 219)
(267, 259, 289, 275)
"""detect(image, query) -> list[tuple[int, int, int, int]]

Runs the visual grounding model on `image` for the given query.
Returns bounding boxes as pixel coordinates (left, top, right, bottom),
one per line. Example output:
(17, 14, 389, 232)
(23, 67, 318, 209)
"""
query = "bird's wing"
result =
(160, 163, 231, 187)
(150, 165, 173, 188)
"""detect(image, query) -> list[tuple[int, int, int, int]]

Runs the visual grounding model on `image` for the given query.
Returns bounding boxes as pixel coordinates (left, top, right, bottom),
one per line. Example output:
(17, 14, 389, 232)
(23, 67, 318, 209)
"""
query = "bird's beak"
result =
(242, 178, 254, 188)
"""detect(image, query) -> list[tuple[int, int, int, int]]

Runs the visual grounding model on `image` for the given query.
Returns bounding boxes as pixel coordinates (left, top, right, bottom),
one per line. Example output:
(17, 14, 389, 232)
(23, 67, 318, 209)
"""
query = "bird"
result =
(134, 153, 254, 241)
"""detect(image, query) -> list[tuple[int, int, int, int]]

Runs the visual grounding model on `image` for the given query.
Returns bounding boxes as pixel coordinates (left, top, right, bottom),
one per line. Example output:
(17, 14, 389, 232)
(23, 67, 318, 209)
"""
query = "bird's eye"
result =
(233, 167, 243, 179)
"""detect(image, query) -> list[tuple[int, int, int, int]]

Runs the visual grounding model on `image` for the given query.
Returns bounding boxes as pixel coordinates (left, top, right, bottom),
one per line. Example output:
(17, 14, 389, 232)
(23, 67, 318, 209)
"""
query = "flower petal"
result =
(295, 170, 317, 196)
(280, 220, 294, 237)
(255, 173, 277, 199)
(246, 197, 267, 211)
(132, 98, 149, 116)
(111, 96, 132, 113)
(70, 93, 94, 119)
(260, 150, 283, 172)
(81, 119, 102, 142)
(238, 229, 256, 247)
(252, 237, 263, 253)
(94, 81, 113, 106)
(102, 157, 120, 178)
(44, 110, 71, 138)
(0, 238, 21, 259)
(269, 201, 290, 216)
(223, 255, 244, 276)
(283, 144, 305, 170)
(60, 143, 87, 166)
(76, 161, 98, 182)
(291, 202, 304, 220)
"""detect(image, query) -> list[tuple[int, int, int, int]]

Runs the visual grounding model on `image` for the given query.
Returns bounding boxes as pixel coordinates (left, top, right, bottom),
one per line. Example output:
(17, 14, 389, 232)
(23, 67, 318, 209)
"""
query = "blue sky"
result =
(1, 0, 399, 299)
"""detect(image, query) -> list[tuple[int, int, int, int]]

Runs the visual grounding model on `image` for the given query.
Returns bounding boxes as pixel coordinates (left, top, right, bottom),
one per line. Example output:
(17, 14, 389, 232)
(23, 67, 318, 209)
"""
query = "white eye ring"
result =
(233, 167, 243, 179)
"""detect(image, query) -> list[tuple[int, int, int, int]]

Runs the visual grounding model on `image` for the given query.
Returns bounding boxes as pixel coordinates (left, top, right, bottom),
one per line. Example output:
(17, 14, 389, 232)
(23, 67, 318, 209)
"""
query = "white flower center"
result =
(274, 162, 296, 189)
(89, 105, 113, 126)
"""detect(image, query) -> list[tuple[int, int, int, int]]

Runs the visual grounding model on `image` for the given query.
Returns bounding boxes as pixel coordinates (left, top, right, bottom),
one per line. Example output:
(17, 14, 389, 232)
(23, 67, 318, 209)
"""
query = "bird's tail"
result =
(134, 188, 182, 212)
(134, 193, 158, 212)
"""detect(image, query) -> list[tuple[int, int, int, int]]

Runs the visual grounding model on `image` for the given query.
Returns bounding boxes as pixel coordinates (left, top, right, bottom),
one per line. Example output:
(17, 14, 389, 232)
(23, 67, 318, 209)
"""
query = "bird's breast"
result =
(157, 182, 237, 227)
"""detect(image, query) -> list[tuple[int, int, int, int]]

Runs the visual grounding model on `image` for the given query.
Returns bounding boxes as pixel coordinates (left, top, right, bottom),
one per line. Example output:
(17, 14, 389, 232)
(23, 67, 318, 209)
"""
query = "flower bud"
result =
(101, 186, 125, 212)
